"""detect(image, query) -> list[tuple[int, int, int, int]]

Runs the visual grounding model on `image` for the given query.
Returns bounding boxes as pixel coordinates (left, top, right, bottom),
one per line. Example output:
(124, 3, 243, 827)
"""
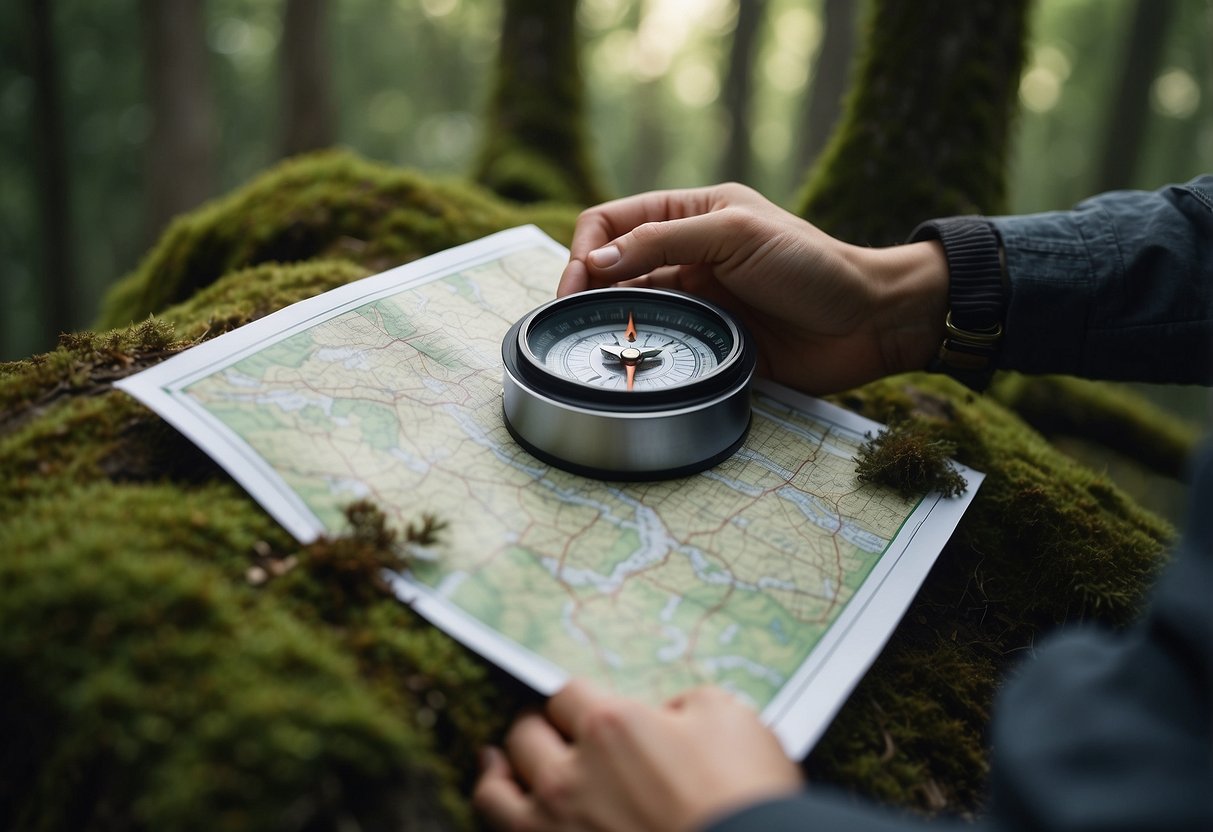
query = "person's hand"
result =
(473, 680, 804, 832)
(557, 183, 949, 394)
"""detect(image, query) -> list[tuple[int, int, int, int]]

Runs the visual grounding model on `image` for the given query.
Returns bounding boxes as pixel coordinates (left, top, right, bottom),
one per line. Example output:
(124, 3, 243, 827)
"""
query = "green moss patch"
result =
(98, 150, 577, 329)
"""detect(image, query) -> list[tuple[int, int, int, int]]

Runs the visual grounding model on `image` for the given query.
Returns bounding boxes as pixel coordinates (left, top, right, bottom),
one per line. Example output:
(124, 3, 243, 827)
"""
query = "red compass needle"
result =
(625, 311, 637, 342)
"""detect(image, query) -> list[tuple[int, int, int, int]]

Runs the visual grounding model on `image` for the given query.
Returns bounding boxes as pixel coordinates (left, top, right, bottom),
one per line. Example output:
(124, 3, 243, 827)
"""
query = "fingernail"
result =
(588, 245, 621, 268)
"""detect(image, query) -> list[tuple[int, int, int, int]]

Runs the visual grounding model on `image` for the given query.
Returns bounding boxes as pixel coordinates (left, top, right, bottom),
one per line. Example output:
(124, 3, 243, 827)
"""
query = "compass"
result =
(501, 287, 756, 479)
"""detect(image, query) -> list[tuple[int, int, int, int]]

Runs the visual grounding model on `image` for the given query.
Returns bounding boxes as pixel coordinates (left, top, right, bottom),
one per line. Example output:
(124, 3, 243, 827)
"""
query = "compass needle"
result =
(625, 311, 637, 342)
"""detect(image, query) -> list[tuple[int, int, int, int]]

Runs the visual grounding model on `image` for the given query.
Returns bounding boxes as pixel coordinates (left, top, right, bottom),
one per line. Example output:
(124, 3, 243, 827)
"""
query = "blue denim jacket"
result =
(708, 179, 1213, 832)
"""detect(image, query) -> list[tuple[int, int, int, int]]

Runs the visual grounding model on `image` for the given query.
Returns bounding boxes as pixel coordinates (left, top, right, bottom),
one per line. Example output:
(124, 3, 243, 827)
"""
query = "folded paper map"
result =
(116, 226, 983, 759)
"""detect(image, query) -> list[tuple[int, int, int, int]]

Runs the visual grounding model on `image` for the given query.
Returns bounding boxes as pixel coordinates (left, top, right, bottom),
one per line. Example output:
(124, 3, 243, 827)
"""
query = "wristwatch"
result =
(908, 217, 1006, 391)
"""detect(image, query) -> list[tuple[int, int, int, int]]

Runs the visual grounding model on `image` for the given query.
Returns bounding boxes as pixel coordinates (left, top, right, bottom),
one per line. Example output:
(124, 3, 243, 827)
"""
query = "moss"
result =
(98, 150, 577, 329)
(782, 4, 1185, 808)
(159, 258, 374, 342)
(989, 373, 1201, 479)
(856, 420, 968, 498)
(0, 483, 460, 831)
(0, 318, 187, 421)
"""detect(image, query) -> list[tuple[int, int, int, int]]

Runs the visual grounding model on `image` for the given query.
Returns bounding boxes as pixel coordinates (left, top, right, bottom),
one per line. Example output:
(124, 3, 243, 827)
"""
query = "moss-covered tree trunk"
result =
(718, 0, 767, 184)
(473, 0, 606, 205)
(798, 0, 1029, 244)
(792, 0, 859, 197)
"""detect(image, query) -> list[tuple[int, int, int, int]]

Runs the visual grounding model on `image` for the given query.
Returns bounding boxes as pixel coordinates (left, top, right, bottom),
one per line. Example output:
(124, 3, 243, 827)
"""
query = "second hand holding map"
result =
(116, 226, 982, 759)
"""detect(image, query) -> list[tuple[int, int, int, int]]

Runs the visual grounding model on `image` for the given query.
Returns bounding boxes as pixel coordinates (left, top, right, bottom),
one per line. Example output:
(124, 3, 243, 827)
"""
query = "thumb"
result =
(585, 212, 750, 281)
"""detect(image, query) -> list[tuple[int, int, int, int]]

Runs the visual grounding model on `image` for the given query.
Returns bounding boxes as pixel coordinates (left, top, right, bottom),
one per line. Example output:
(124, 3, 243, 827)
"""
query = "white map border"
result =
(116, 225, 983, 759)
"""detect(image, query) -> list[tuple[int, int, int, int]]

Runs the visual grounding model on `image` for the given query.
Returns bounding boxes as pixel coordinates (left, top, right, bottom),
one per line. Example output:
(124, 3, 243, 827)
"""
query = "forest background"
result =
(2, 0, 1211, 372)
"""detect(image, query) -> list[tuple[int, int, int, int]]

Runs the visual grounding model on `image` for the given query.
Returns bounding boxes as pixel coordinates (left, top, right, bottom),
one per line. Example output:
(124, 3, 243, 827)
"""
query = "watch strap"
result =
(908, 217, 1005, 390)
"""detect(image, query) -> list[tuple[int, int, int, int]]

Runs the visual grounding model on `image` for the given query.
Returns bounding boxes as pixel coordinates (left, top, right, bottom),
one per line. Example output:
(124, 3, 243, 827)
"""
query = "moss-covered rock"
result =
(989, 373, 1201, 479)
(98, 151, 577, 329)
(0, 153, 1181, 827)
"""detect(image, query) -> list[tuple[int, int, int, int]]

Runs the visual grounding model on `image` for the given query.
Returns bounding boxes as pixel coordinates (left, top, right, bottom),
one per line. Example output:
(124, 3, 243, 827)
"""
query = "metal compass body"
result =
(501, 287, 756, 479)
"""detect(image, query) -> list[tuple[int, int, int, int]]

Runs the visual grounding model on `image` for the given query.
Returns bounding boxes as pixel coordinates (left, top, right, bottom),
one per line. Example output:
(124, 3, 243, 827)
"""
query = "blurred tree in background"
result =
(1, 0, 1211, 364)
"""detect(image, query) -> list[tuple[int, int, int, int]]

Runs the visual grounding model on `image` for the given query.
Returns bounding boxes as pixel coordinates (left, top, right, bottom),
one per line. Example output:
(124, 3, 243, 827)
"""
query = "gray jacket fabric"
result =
(707, 177, 1213, 832)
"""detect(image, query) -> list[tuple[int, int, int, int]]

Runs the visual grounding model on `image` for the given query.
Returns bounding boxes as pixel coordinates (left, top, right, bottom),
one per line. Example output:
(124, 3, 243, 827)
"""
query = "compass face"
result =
(524, 295, 733, 392)
(501, 287, 755, 480)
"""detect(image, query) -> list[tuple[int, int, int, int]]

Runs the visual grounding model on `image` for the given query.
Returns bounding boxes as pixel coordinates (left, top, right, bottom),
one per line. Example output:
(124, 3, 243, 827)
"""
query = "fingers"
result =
(666, 684, 747, 716)
(546, 677, 611, 738)
(567, 186, 730, 261)
(599, 208, 770, 284)
(505, 709, 573, 787)
(559, 184, 770, 296)
(473, 746, 547, 832)
(557, 257, 590, 297)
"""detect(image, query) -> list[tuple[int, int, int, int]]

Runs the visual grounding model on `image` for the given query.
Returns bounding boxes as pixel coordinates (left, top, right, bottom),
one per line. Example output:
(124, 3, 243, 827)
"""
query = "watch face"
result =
(501, 287, 755, 480)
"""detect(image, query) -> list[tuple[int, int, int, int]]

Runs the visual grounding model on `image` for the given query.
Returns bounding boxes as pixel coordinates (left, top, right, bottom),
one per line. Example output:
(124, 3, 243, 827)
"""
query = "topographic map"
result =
(117, 226, 981, 757)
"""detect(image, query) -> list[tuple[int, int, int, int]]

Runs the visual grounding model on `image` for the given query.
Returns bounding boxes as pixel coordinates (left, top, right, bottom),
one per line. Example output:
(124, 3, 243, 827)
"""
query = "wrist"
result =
(850, 241, 949, 377)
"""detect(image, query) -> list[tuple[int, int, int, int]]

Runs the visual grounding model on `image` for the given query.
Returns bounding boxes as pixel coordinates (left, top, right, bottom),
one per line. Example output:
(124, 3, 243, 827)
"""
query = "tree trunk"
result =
(29, 0, 73, 342)
(1094, 0, 1177, 192)
(628, 79, 666, 193)
(474, 0, 606, 205)
(797, 0, 1030, 246)
(140, 0, 217, 241)
(279, 0, 337, 158)
(717, 0, 767, 184)
(793, 0, 857, 185)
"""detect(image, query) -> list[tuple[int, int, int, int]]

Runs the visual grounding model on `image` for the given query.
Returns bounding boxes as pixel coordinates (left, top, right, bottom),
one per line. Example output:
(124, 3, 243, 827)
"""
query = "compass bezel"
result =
(502, 287, 754, 412)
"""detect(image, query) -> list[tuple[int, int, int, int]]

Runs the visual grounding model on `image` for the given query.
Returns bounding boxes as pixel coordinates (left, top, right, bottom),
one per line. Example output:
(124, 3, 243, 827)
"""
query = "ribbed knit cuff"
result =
(908, 217, 1006, 390)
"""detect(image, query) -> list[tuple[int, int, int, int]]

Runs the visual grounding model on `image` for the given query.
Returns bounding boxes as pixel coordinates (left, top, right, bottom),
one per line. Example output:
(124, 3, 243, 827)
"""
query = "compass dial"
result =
(501, 287, 755, 480)
(541, 322, 715, 390)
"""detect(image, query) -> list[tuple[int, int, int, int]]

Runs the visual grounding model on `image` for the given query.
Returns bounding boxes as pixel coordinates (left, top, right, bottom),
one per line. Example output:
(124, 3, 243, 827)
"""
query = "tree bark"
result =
(793, 0, 857, 183)
(718, 0, 767, 184)
(29, 0, 73, 341)
(474, 0, 606, 204)
(797, 0, 1030, 246)
(140, 0, 217, 241)
(279, 0, 337, 158)
(1094, 0, 1177, 192)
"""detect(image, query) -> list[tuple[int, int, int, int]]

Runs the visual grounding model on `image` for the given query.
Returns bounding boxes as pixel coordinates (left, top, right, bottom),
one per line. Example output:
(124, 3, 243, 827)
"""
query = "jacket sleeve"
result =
(701, 788, 966, 832)
(991, 175, 1213, 383)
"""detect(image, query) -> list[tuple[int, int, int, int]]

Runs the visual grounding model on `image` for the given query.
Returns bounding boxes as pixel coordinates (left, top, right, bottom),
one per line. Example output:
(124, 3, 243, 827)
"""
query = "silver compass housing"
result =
(501, 288, 755, 480)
